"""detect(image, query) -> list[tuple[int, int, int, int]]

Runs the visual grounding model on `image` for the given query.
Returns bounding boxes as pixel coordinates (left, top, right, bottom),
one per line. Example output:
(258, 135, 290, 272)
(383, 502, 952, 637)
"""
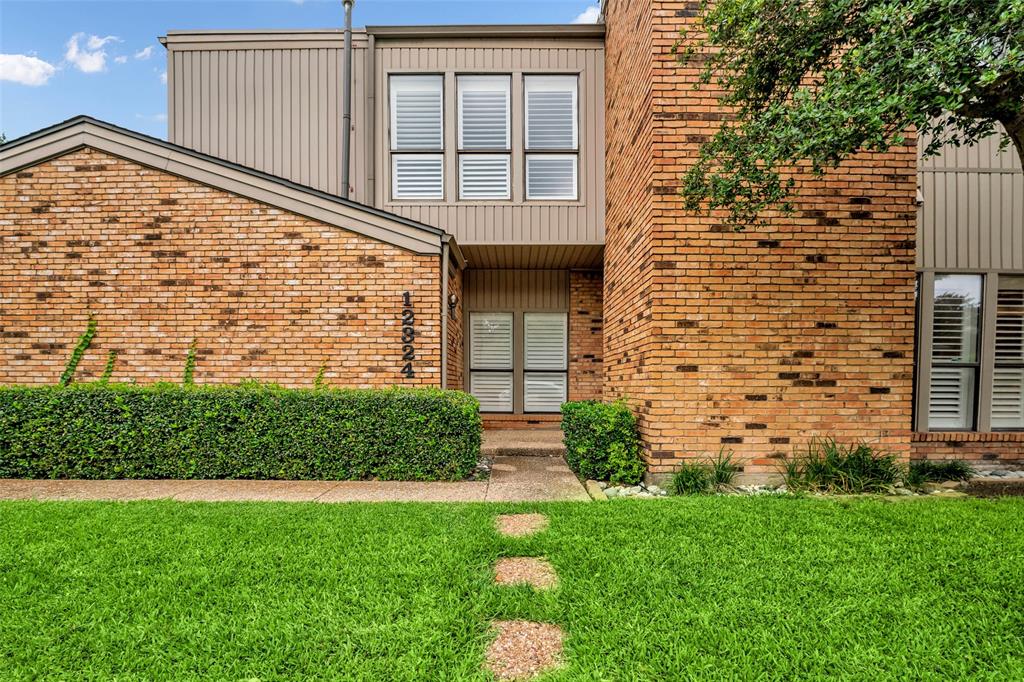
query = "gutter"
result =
(440, 239, 450, 390)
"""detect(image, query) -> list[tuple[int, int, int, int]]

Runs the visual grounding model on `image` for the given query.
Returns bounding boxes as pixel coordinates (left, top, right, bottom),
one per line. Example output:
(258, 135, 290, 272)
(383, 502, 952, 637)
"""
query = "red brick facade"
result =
(1, 148, 442, 388)
(603, 1, 918, 477)
(912, 433, 1024, 469)
(569, 270, 604, 401)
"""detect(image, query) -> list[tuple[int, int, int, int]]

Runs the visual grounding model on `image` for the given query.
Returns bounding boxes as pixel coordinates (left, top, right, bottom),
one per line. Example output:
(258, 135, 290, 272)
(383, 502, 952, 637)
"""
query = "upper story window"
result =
(923, 272, 1024, 431)
(524, 75, 578, 200)
(458, 75, 511, 200)
(390, 75, 444, 200)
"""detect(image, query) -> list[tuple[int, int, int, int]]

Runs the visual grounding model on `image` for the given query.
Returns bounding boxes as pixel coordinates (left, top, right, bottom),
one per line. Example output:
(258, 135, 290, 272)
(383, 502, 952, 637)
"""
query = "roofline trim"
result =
(365, 24, 605, 39)
(0, 116, 450, 256)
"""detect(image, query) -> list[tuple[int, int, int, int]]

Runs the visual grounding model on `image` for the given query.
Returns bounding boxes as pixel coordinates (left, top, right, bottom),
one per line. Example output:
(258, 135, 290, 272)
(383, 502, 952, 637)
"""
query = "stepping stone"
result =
(495, 513, 548, 537)
(494, 557, 558, 590)
(486, 620, 564, 681)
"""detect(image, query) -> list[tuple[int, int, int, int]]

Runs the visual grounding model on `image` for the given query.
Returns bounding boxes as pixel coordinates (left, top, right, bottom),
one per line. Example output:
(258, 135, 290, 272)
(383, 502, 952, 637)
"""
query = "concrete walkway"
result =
(0, 456, 590, 503)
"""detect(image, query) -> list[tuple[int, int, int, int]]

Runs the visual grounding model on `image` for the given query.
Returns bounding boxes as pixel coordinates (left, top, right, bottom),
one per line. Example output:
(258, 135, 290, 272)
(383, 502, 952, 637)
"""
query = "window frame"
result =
(456, 74, 512, 201)
(992, 275, 1024, 430)
(522, 312, 569, 414)
(468, 311, 515, 413)
(389, 73, 445, 202)
(523, 73, 580, 202)
(916, 269, 1024, 433)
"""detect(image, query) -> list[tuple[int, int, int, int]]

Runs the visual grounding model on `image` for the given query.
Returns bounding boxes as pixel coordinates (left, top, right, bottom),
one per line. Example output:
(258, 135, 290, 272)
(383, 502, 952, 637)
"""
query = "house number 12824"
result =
(401, 291, 416, 378)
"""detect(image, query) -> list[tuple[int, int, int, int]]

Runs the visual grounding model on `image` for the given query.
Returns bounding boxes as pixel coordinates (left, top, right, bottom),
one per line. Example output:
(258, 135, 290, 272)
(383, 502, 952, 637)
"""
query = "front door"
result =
(468, 311, 568, 413)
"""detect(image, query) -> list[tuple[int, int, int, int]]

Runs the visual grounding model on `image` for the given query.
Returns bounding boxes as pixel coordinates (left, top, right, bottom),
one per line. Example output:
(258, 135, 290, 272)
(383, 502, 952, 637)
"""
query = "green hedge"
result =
(561, 400, 645, 485)
(0, 383, 481, 481)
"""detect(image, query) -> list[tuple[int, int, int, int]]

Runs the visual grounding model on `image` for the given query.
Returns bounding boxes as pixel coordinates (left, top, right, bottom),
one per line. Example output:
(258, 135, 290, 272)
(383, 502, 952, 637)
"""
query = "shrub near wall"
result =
(0, 384, 481, 481)
(561, 400, 645, 485)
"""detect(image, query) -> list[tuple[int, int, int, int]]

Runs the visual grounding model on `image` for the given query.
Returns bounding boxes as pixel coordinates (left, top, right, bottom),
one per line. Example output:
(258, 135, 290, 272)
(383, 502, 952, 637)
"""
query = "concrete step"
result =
(482, 429, 566, 458)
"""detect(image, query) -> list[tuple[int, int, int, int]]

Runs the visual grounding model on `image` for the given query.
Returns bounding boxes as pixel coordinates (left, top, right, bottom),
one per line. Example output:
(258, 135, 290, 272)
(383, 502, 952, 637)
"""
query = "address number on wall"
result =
(401, 291, 415, 379)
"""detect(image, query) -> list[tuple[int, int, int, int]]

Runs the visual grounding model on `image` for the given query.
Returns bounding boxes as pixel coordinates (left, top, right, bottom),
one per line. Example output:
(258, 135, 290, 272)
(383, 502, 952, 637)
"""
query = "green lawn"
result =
(2, 497, 1022, 680)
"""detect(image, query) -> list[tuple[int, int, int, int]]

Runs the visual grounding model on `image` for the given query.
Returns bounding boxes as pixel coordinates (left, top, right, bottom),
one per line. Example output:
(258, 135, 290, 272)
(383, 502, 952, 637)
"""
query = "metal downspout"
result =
(340, 0, 354, 199)
(440, 239, 450, 389)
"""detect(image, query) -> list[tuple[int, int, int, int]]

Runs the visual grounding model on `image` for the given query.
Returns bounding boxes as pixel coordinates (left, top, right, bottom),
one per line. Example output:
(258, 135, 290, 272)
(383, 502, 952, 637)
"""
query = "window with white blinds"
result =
(459, 155, 510, 200)
(524, 75, 578, 201)
(390, 75, 443, 199)
(470, 313, 513, 412)
(992, 276, 1024, 429)
(927, 274, 981, 429)
(523, 313, 568, 412)
(457, 76, 510, 199)
(525, 155, 577, 200)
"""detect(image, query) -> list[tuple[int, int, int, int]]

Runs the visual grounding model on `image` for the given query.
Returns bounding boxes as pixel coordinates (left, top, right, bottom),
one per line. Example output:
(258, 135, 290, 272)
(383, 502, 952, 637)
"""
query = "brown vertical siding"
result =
(166, 33, 371, 203)
(918, 127, 1024, 271)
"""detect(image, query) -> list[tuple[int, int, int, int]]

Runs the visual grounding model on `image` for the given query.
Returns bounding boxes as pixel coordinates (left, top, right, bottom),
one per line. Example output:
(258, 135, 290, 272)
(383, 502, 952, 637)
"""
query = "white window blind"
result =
(392, 155, 443, 199)
(524, 373, 567, 412)
(928, 274, 981, 429)
(470, 313, 513, 370)
(459, 155, 510, 200)
(524, 75, 578, 150)
(470, 312, 514, 412)
(471, 372, 514, 413)
(458, 76, 510, 150)
(390, 75, 443, 150)
(992, 277, 1024, 429)
(523, 313, 567, 412)
(524, 313, 567, 370)
(525, 155, 578, 200)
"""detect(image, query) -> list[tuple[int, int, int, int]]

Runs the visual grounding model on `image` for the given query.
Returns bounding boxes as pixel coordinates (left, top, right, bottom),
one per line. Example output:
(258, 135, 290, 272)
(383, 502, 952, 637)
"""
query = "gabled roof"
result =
(0, 116, 453, 257)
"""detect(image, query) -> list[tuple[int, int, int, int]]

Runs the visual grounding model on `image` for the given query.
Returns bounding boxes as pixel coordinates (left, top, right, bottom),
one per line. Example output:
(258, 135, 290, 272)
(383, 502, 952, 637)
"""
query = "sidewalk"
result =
(0, 456, 591, 503)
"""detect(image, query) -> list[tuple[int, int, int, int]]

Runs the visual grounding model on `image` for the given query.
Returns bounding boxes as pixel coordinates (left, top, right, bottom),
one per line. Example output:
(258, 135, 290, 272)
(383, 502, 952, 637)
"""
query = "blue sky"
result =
(0, 0, 601, 140)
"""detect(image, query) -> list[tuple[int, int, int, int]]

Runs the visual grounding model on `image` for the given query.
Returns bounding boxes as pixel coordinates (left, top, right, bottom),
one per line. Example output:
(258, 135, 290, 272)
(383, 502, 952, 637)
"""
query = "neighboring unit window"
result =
(524, 75, 578, 200)
(523, 312, 568, 412)
(992, 276, 1024, 429)
(458, 75, 511, 199)
(927, 274, 982, 429)
(390, 75, 443, 199)
(470, 313, 514, 412)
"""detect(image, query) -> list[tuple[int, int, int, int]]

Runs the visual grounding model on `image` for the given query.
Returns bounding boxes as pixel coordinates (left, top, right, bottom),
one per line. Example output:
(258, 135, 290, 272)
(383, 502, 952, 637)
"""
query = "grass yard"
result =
(2, 497, 1023, 680)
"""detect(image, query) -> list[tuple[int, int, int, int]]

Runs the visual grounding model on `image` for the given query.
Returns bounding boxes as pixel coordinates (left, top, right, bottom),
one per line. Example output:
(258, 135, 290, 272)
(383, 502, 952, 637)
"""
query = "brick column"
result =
(603, 0, 917, 478)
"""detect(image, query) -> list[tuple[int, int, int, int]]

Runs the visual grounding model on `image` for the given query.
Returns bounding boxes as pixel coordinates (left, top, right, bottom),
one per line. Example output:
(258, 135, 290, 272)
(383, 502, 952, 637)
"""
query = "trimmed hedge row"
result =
(0, 383, 481, 481)
(561, 400, 645, 485)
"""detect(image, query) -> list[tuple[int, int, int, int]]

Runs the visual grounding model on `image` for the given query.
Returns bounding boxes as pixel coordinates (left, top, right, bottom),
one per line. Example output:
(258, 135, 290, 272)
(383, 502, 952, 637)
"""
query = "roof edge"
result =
(0, 116, 451, 256)
(365, 24, 604, 39)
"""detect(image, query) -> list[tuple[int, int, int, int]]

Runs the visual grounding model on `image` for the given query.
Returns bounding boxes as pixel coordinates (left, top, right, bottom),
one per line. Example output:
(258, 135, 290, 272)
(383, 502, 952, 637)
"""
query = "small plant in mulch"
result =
(781, 438, 902, 494)
(907, 460, 975, 487)
(670, 449, 739, 495)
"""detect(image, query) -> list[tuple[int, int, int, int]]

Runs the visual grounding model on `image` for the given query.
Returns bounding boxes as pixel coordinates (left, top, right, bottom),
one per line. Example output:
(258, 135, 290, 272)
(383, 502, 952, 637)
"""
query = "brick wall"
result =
(446, 265, 464, 390)
(604, 1, 918, 478)
(603, 0, 658, 444)
(1, 148, 442, 388)
(912, 433, 1024, 469)
(569, 270, 603, 401)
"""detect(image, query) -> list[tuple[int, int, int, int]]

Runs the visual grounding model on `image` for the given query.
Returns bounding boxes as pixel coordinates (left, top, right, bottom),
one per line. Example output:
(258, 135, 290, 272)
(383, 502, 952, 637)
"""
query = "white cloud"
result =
(134, 45, 154, 60)
(159, 70, 167, 84)
(136, 113, 168, 123)
(0, 53, 57, 86)
(573, 4, 601, 24)
(65, 33, 120, 73)
(114, 55, 128, 64)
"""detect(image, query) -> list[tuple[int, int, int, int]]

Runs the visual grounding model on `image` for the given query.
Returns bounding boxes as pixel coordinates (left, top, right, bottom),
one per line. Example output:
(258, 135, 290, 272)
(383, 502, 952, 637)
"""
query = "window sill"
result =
(913, 432, 1024, 443)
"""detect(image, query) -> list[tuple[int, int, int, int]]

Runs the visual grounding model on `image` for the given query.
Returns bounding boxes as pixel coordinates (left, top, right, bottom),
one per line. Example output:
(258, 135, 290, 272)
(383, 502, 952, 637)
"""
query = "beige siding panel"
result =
(918, 127, 1024, 271)
(374, 40, 605, 245)
(167, 42, 369, 201)
(465, 270, 569, 311)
